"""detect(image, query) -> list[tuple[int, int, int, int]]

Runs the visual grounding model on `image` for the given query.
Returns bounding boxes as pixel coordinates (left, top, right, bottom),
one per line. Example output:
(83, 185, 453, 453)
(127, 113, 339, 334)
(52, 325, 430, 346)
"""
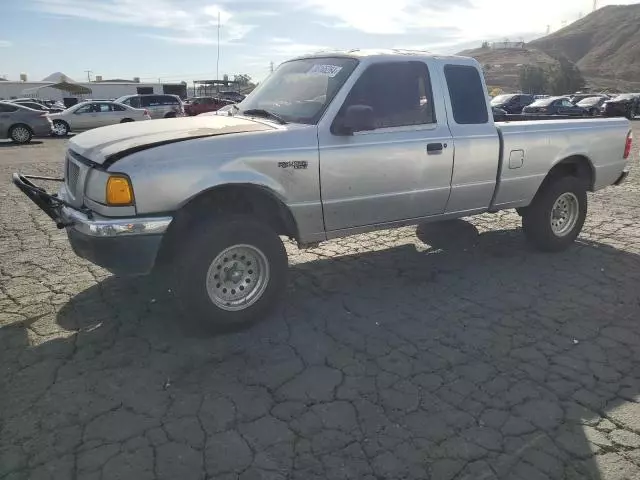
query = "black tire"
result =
(522, 176, 587, 252)
(164, 112, 176, 118)
(171, 215, 288, 331)
(590, 108, 598, 117)
(9, 124, 33, 144)
(120, 118, 134, 123)
(52, 120, 69, 137)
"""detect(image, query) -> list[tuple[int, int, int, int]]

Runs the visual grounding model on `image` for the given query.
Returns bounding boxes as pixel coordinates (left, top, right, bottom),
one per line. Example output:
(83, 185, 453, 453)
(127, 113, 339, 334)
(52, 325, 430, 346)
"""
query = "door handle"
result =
(427, 143, 444, 154)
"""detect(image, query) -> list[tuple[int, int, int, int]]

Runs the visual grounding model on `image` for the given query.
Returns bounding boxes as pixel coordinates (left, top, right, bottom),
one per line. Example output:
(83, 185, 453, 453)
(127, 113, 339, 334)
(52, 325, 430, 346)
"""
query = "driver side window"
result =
(75, 104, 93, 114)
(338, 61, 435, 131)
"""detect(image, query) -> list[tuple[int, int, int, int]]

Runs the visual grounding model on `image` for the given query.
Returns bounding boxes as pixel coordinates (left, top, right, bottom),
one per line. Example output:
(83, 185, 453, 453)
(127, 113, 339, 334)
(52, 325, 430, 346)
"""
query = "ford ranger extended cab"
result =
(13, 50, 632, 330)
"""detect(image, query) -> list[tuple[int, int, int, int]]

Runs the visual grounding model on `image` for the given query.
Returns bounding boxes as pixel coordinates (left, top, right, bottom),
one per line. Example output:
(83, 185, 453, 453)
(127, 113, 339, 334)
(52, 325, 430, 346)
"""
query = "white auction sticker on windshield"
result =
(307, 64, 343, 77)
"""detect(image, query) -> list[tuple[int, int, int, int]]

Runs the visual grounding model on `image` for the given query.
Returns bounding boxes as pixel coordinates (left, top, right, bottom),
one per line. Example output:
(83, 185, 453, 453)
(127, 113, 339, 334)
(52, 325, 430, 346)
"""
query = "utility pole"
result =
(216, 11, 221, 91)
(593, 0, 597, 12)
(546, 24, 551, 35)
(269, 61, 274, 74)
(84, 70, 93, 82)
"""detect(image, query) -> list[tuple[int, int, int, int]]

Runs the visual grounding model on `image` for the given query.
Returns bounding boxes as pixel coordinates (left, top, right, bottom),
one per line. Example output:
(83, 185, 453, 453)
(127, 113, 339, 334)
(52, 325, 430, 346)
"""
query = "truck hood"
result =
(69, 116, 275, 165)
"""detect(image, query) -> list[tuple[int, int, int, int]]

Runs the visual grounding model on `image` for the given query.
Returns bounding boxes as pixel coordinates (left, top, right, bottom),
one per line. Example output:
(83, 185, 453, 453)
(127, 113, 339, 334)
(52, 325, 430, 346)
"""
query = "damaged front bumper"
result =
(12, 173, 172, 275)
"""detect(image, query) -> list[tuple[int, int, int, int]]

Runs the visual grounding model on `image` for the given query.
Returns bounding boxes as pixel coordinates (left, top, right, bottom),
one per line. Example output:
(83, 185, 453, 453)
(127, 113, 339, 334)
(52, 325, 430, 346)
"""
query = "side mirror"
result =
(334, 105, 375, 135)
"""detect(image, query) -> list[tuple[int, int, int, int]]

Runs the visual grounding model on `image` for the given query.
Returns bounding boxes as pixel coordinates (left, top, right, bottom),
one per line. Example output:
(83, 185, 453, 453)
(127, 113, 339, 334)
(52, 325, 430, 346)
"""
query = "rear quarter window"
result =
(444, 65, 488, 125)
(0, 104, 18, 113)
(160, 96, 179, 105)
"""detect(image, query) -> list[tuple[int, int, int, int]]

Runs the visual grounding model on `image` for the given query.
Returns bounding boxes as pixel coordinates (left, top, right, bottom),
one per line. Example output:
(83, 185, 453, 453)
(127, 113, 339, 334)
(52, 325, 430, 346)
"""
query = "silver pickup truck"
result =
(14, 50, 632, 330)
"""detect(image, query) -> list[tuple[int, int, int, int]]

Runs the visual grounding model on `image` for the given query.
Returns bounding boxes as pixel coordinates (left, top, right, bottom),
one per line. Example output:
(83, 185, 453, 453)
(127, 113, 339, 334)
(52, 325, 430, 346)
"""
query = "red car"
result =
(183, 97, 235, 116)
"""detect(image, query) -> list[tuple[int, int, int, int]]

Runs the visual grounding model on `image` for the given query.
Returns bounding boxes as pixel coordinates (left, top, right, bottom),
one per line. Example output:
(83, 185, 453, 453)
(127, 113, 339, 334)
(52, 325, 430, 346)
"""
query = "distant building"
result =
(0, 71, 186, 101)
(489, 41, 526, 50)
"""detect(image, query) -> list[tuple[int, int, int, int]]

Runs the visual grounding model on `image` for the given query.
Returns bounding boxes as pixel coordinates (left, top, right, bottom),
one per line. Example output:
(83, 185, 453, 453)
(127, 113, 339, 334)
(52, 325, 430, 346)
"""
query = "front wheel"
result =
(52, 120, 69, 136)
(9, 125, 33, 144)
(171, 215, 288, 331)
(522, 176, 587, 252)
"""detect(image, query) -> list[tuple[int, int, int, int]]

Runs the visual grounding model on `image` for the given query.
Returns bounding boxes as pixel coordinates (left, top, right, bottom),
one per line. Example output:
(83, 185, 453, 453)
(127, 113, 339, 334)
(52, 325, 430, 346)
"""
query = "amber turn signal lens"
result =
(106, 176, 134, 205)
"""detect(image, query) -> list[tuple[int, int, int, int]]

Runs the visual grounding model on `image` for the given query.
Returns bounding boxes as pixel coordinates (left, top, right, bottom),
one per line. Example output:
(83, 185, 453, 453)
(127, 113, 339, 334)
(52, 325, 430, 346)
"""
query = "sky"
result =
(0, 0, 639, 84)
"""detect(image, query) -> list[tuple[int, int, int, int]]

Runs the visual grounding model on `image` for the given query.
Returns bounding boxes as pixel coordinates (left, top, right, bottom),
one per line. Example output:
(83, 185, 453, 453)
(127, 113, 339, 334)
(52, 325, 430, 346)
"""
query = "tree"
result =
(547, 59, 585, 95)
(233, 74, 252, 87)
(519, 65, 547, 94)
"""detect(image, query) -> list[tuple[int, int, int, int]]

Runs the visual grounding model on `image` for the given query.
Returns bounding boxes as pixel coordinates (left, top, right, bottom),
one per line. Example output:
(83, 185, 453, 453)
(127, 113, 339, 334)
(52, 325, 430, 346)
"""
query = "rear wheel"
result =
(120, 118, 134, 123)
(9, 124, 33, 144)
(522, 176, 587, 252)
(171, 215, 288, 331)
(52, 120, 69, 136)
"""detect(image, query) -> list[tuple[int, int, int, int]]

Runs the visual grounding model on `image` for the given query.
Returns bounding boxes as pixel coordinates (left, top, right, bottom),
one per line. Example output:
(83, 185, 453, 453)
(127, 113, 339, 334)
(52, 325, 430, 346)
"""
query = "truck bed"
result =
(492, 117, 630, 210)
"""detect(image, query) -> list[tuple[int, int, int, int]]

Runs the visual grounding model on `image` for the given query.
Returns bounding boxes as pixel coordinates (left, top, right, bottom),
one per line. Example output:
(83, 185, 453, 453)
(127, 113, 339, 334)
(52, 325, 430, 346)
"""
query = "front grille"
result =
(66, 158, 80, 196)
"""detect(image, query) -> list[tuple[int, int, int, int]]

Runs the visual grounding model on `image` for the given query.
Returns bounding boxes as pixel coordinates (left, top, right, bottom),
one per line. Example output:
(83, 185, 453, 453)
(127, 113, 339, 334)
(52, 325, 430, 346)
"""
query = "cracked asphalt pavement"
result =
(1, 129, 640, 480)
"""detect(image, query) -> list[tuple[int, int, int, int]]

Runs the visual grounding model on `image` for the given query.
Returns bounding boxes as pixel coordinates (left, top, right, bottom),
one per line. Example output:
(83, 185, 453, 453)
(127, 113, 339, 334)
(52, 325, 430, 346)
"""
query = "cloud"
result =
(0, 40, 11, 47)
(296, 0, 471, 35)
(266, 37, 330, 57)
(31, 0, 253, 45)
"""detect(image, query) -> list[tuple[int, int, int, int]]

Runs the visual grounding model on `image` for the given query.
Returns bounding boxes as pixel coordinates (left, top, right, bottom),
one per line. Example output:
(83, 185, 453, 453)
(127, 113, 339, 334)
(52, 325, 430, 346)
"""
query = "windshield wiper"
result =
(242, 108, 287, 124)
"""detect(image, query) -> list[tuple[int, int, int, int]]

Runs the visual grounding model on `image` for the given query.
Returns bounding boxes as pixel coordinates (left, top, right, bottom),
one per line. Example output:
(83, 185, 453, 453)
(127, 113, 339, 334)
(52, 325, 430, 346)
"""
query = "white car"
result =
(50, 101, 151, 136)
(197, 103, 237, 116)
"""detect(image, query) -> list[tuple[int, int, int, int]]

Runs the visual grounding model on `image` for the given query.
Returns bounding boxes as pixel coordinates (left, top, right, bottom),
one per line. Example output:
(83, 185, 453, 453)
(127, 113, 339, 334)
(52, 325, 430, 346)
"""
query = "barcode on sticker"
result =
(307, 64, 343, 77)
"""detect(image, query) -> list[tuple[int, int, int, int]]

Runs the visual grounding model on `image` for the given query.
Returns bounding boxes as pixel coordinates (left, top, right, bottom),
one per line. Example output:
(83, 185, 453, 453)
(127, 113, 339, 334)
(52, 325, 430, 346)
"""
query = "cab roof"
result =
(289, 49, 475, 64)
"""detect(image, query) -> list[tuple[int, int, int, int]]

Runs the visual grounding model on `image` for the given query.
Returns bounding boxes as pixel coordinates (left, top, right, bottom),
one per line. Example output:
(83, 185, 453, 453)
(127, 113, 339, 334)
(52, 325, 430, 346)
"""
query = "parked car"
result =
(576, 96, 607, 116)
(49, 101, 151, 136)
(219, 91, 246, 103)
(602, 94, 640, 120)
(197, 104, 239, 117)
(0, 101, 52, 144)
(522, 96, 586, 116)
(569, 93, 608, 105)
(184, 97, 235, 116)
(490, 94, 534, 114)
(491, 106, 507, 120)
(13, 51, 631, 330)
(10, 99, 65, 113)
(114, 94, 184, 119)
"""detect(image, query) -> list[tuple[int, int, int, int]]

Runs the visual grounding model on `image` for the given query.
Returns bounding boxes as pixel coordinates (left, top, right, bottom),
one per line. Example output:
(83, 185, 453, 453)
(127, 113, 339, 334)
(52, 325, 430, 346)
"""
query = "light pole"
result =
(216, 11, 221, 93)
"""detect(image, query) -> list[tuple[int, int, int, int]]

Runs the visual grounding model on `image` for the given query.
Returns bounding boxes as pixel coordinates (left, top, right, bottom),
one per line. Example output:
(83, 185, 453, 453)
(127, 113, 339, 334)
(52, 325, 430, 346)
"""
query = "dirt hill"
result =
(458, 46, 560, 90)
(530, 4, 640, 86)
(460, 4, 640, 92)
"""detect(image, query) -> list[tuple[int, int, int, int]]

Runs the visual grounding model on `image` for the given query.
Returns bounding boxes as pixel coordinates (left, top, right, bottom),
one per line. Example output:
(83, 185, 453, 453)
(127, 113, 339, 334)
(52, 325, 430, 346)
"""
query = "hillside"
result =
(460, 4, 640, 92)
(530, 4, 640, 85)
(458, 46, 559, 90)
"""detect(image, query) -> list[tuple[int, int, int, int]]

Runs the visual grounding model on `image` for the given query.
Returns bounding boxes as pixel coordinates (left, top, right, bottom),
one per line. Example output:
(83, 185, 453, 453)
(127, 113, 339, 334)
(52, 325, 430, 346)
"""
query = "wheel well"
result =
(120, 118, 134, 123)
(545, 155, 595, 191)
(10, 123, 33, 133)
(164, 112, 176, 118)
(157, 184, 298, 265)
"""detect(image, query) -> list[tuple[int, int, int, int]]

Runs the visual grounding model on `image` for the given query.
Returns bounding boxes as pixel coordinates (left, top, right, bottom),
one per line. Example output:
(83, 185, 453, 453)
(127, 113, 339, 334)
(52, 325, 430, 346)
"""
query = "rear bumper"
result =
(32, 121, 53, 137)
(614, 166, 631, 186)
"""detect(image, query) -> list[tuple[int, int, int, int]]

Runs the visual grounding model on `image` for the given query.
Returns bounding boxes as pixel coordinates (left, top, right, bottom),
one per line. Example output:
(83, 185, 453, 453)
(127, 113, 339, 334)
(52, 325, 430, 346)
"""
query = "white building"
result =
(0, 75, 186, 104)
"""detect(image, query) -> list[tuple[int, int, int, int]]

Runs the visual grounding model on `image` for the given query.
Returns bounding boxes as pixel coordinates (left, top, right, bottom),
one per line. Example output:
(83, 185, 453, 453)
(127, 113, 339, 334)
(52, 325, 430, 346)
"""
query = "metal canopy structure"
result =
(192, 79, 239, 96)
(21, 81, 93, 97)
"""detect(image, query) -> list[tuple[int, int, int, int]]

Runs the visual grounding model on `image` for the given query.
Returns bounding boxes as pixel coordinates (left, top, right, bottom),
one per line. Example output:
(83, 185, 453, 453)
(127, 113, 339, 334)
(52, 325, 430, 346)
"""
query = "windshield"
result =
(239, 57, 359, 124)
(529, 97, 557, 107)
(490, 94, 515, 105)
(577, 97, 602, 106)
